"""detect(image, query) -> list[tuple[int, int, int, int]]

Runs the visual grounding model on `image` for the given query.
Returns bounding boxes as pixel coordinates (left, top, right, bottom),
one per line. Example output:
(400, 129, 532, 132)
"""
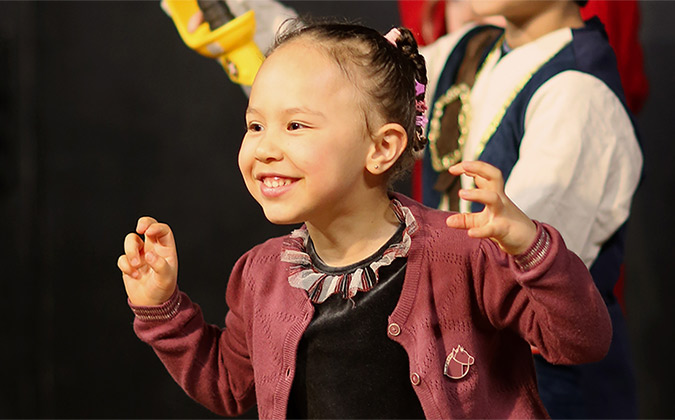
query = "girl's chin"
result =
(261, 208, 303, 226)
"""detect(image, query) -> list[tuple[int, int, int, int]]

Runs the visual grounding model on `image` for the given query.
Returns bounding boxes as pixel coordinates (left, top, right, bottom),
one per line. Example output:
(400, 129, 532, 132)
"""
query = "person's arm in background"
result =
(224, 0, 297, 55)
(503, 71, 643, 268)
(161, 0, 297, 94)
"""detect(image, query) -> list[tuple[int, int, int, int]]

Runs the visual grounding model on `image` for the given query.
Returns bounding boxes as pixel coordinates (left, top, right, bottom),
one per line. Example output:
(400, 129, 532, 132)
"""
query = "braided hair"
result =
(271, 19, 428, 185)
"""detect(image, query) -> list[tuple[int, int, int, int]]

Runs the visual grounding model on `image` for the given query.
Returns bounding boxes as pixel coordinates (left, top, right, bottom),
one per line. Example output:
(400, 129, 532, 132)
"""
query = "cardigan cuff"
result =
(513, 223, 551, 272)
(128, 288, 181, 322)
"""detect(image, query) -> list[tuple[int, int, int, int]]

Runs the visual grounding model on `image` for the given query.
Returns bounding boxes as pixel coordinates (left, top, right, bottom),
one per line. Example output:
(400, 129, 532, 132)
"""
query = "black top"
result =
(286, 226, 425, 419)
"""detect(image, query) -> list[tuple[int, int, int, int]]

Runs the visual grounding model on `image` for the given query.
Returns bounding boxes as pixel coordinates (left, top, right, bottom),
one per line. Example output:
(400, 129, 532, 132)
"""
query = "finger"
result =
(450, 161, 504, 190)
(467, 224, 498, 239)
(446, 212, 479, 230)
(117, 255, 140, 278)
(448, 162, 468, 176)
(187, 10, 204, 33)
(136, 216, 159, 235)
(159, 0, 171, 17)
(144, 223, 175, 248)
(457, 160, 503, 180)
(124, 233, 145, 268)
(458, 189, 501, 208)
(144, 251, 174, 278)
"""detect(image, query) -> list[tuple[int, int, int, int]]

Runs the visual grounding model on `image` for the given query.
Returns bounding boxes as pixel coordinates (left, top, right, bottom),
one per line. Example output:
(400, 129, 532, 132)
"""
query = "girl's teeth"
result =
(264, 177, 291, 188)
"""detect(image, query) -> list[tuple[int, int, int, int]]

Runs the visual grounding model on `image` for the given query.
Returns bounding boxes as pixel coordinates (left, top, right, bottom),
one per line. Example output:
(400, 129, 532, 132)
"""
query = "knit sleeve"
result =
(131, 253, 256, 417)
(471, 222, 612, 365)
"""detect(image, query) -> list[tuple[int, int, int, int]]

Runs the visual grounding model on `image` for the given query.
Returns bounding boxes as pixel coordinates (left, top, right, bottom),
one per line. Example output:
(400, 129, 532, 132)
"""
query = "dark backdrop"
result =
(1, 1, 673, 418)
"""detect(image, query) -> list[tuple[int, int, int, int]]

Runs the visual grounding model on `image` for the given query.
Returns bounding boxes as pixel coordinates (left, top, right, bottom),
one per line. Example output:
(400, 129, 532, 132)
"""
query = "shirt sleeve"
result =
(472, 222, 612, 365)
(504, 70, 643, 267)
(226, 0, 297, 55)
(130, 254, 256, 417)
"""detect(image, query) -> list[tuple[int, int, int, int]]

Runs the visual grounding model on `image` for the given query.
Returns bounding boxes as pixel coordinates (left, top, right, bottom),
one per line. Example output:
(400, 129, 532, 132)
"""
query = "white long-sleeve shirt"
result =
(422, 25, 643, 268)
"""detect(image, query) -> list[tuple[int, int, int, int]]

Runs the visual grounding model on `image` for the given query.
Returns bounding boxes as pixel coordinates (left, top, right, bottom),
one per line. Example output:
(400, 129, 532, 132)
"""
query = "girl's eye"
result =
(247, 122, 263, 132)
(287, 122, 305, 131)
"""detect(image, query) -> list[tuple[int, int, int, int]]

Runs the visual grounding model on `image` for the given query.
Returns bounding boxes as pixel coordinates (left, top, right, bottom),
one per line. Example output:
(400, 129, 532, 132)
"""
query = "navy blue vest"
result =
(423, 19, 639, 417)
(423, 18, 636, 297)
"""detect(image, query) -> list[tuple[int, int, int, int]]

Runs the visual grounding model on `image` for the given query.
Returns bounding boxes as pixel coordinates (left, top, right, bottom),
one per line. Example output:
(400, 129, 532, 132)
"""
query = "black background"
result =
(1, 1, 673, 418)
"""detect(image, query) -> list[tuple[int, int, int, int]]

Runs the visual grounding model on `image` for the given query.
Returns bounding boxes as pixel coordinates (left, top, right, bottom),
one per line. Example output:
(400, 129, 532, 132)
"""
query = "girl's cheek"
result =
(238, 143, 254, 181)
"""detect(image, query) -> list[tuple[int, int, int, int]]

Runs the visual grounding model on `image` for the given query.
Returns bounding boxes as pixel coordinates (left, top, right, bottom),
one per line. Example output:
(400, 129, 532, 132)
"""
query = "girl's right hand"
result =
(445, 161, 537, 256)
(117, 217, 179, 306)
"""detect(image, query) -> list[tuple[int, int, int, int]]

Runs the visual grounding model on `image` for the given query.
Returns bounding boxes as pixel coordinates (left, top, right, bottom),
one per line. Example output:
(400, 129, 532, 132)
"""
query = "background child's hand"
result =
(446, 161, 537, 255)
(117, 217, 179, 306)
(159, 0, 204, 33)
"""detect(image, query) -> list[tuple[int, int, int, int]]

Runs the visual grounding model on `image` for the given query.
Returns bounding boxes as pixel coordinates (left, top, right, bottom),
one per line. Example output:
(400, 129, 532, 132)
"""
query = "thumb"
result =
(187, 10, 204, 33)
(160, 0, 171, 17)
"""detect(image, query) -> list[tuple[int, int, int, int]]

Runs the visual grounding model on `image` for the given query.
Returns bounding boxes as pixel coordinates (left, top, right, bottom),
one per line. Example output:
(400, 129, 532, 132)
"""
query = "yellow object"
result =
(165, 0, 264, 86)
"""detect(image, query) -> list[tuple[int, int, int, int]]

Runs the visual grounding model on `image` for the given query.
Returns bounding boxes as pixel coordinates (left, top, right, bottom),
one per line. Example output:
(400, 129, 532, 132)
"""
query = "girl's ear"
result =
(367, 123, 408, 175)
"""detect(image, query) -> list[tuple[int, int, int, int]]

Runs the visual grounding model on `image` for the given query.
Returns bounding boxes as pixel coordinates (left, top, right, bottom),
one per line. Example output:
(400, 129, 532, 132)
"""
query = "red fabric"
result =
(398, 1, 447, 201)
(581, 0, 649, 114)
(397, 0, 447, 46)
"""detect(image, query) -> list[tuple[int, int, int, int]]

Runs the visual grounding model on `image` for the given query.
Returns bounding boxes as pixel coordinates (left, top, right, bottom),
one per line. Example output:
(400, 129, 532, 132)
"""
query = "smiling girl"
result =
(118, 20, 610, 419)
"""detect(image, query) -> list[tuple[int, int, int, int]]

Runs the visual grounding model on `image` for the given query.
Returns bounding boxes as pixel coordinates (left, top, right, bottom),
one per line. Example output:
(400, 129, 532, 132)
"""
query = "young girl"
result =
(118, 21, 610, 419)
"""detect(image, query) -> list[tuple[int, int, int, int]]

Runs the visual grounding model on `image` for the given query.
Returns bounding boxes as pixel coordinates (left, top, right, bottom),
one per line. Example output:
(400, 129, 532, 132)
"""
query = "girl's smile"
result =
(257, 174, 298, 198)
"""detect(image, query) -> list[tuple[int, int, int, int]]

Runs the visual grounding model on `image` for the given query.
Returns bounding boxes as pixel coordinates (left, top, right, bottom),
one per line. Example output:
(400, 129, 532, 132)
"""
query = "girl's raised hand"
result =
(117, 217, 178, 306)
(446, 161, 537, 255)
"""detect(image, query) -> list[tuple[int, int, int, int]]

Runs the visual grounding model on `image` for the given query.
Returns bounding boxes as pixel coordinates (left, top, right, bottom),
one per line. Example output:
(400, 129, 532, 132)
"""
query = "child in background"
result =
(118, 21, 611, 418)
(419, 1, 643, 418)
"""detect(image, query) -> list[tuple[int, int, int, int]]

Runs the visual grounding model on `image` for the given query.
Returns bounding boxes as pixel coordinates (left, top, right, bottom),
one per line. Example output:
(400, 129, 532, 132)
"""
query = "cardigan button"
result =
(388, 323, 401, 336)
(410, 372, 421, 386)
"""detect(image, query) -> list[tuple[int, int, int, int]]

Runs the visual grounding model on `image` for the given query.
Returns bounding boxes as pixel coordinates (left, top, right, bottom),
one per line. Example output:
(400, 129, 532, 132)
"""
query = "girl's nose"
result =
(254, 134, 283, 163)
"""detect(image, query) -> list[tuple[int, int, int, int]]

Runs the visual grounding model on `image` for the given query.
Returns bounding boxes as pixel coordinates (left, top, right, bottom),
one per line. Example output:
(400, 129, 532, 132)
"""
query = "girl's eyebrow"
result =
(282, 107, 326, 118)
(245, 106, 325, 119)
(246, 107, 261, 116)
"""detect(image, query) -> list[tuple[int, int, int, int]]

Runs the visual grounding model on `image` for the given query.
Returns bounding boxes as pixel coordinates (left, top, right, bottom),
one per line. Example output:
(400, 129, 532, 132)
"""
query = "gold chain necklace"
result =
(469, 36, 567, 161)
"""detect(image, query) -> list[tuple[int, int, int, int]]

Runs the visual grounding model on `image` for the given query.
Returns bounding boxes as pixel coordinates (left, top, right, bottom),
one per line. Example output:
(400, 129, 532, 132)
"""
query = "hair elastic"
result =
(384, 28, 401, 46)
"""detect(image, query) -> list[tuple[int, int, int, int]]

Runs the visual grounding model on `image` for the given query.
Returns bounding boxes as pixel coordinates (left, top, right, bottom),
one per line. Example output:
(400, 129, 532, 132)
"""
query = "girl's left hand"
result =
(446, 161, 537, 255)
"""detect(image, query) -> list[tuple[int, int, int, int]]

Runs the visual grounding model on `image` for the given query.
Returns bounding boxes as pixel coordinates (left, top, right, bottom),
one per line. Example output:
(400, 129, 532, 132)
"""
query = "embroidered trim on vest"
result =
(467, 36, 570, 188)
(428, 83, 472, 172)
(281, 199, 417, 303)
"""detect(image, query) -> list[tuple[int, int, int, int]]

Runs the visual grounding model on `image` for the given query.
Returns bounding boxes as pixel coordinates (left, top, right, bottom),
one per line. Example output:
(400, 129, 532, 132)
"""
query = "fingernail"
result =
(132, 271, 139, 279)
(145, 252, 155, 263)
(132, 257, 140, 266)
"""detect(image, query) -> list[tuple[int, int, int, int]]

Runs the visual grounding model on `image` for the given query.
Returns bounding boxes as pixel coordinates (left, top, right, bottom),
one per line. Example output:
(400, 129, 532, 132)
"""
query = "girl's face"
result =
(238, 40, 374, 226)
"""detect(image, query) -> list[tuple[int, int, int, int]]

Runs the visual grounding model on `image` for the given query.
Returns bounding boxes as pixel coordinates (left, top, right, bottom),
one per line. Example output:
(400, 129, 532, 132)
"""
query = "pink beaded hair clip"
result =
(415, 81, 428, 127)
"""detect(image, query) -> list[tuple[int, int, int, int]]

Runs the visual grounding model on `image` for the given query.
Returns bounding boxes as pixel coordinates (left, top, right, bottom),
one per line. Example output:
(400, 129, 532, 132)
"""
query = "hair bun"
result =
(392, 27, 428, 86)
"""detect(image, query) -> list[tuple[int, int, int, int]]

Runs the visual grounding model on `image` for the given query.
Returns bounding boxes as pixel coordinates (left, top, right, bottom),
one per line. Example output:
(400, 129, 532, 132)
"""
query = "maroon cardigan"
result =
(130, 193, 611, 419)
